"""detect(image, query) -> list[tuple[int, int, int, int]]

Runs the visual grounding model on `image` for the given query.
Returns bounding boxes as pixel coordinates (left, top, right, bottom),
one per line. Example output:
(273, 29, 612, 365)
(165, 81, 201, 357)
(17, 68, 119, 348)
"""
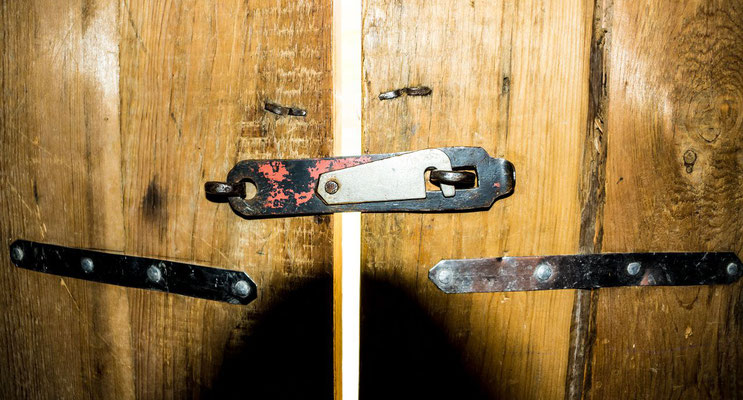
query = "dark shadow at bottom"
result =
(210, 274, 495, 399)
(211, 275, 334, 399)
(360, 278, 493, 399)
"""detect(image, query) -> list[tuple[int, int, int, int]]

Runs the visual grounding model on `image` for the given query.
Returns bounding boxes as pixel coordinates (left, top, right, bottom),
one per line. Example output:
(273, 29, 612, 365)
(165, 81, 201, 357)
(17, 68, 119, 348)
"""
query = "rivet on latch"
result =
(324, 179, 339, 195)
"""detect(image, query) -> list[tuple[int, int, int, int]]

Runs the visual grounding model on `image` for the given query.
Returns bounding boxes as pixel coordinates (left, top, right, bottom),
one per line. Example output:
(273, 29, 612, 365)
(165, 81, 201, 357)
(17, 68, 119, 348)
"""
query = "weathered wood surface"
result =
(583, 0, 743, 398)
(0, 0, 334, 398)
(361, 0, 742, 399)
(360, 0, 593, 398)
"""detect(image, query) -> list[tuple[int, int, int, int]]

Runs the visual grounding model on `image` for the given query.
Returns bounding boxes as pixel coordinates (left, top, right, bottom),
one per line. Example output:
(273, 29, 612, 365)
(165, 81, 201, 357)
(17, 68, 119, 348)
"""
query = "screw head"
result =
(627, 262, 641, 276)
(233, 280, 251, 298)
(534, 263, 553, 282)
(10, 246, 24, 262)
(727, 262, 739, 276)
(437, 269, 452, 285)
(147, 264, 163, 283)
(81, 257, 94, 273)
(324, 180, 339, 194)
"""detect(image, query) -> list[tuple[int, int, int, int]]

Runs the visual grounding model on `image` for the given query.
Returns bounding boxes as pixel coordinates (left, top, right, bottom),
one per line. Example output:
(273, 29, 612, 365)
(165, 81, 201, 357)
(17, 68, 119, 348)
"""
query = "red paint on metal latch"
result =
(294, 191, 314, 205)
(265, 188, 289, 208)
(307, 156, 372, 179)
(291, 156, 374, 204)
(258, 161, 289, 181)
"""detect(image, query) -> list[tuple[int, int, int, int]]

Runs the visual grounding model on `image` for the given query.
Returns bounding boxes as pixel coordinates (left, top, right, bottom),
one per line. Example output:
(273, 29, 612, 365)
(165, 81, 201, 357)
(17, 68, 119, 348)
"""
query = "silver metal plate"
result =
(429, 252, 742, 293)
(316, 149, 455, 205)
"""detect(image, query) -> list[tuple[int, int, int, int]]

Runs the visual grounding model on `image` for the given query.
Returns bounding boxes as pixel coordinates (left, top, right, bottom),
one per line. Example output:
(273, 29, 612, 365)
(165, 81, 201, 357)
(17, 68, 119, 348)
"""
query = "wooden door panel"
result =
(0, 0, 334, 398)
(360, 0, 593, 398)
(586, 0, 743, 398)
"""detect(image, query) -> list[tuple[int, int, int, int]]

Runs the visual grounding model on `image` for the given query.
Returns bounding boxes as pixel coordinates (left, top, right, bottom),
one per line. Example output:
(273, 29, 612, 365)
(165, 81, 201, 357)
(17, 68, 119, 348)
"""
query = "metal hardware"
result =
(727, 262, 739, 276)
(11, 245, 24, 262)
(533, 262, 553, 282)
(204, 181, 246, 198)
(232, 280, 251, 298)
(81, 257, 94, 274)
(9, 240, 257, 305)
(429, 252, 742, 294)
(378, 86, 432, 100)
(264, 102, 307, 117)
(316, 149, 455, 204)
(206, 147, 514, 218)
(324, 179, 339, 194)
(429, 170, 477, 188)
(626, 261, 641, 276)
(147, 263, 163, 283)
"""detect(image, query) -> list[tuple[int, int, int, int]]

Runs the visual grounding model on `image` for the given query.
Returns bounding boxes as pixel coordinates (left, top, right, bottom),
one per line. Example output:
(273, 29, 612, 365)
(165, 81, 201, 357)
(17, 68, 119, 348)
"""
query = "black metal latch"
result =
(205, 147, 515, 218)
(429, 252, 743, 293)
(9, 240, 257, 305)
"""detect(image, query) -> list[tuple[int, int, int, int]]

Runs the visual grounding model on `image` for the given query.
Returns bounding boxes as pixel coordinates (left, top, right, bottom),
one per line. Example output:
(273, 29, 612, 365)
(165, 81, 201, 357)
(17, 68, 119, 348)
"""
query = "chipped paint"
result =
(265, 187, 289, 208)
(307, 156, 372, 179)
(293, 156, 374, 204)
(258, 161, 289, 181)
(294, 190, 314, 205)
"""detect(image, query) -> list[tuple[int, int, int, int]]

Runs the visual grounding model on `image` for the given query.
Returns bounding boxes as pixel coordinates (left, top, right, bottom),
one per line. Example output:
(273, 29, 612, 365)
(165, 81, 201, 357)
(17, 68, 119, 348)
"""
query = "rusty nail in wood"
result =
(378, 86, 432, 101)
(403, 86, 432, 96)
(683, 149, 697, 173)
(264, 102, 306, 117)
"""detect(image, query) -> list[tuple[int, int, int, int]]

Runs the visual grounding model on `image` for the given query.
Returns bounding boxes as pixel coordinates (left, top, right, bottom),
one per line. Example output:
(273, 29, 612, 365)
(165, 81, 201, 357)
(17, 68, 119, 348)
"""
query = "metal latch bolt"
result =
(205, 147, 515, 218)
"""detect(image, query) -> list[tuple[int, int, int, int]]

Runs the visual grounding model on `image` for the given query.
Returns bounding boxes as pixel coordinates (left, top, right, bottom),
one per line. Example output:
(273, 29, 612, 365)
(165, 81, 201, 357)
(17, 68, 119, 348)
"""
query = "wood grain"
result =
(360, 0, 593, 398)
(0, 0, 334, 398)
(586, 0, 743, 398)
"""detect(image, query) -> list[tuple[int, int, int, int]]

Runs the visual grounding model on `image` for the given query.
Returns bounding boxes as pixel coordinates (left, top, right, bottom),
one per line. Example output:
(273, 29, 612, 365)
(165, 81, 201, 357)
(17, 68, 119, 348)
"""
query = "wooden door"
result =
(360, 0, 742, 399)
(0, 0, 334, 398)
(2, 0, 742, 399)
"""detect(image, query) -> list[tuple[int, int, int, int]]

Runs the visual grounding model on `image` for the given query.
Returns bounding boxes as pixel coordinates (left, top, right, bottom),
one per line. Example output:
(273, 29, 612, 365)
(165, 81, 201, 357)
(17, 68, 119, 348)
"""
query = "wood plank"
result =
(586, 0, 743, 398)
(360, 0, 593, 398)
(0, 0, 334, 398)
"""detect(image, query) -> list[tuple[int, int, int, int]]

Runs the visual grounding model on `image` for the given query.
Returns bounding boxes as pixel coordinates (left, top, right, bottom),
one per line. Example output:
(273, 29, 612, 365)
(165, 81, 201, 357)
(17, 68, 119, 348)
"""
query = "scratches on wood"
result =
(588, 0, 743, 398)
(578, 0, 612, 256)
(0, 0, 334, 398)
(361, 0, 593, 398)
(567, 0, 613, 398)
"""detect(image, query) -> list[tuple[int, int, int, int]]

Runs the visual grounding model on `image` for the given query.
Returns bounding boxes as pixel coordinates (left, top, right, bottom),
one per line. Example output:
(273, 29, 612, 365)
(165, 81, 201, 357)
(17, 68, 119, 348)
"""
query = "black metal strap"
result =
(429, 252, 742, 293)
(9, 240, 257, 305)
